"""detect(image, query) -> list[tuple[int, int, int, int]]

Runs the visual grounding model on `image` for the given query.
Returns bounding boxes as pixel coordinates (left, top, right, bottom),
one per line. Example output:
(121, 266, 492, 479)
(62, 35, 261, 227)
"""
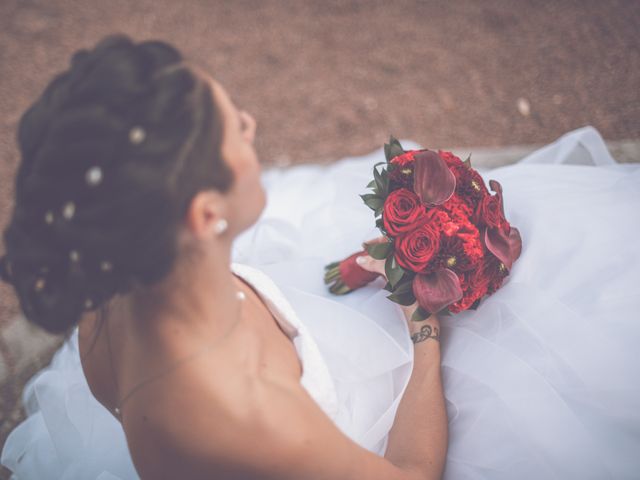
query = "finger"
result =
(356, 254, 387, 278)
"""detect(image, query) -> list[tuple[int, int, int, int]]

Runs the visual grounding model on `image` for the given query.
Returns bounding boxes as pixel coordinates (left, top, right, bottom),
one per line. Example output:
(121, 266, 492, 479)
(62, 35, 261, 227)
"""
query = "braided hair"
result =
(0, 33, 235, 336)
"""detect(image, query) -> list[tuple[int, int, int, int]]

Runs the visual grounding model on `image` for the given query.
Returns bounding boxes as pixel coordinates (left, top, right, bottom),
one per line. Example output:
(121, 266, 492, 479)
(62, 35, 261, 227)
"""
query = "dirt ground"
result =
(0, 0, 639, 473)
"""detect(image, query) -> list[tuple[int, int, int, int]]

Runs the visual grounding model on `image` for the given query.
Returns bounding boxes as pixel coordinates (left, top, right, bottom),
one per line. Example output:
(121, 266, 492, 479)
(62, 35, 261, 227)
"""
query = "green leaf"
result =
(384, 143, 392, 162)
(373, 160, 387, 167)
(411, 305, 432, 322)
(393, 278, 414, 295)
(359, 193, 384, 211)
(388, 135, 405, 160)
(379, 167, 391, 196)
(365, 241, 392, 259)
(373, 166, 384, 194)
(463, 153, 472, 169)
(366, 179, 376, 189)
(374, 206, 384, 217)
(386, 291, 416, 306)
(385, 255, 404, 288)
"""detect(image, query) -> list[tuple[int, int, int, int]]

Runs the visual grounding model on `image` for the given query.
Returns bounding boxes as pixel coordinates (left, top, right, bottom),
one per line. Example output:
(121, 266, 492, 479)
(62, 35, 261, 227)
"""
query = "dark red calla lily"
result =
(413, 150, 457, 206)
(484, 225, 522, 271)
(413, 268, 463, 314)
(488, 179, 506, 217)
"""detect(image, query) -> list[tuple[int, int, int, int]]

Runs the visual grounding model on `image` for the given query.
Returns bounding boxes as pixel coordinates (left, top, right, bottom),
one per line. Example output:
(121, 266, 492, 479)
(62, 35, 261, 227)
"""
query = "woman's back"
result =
(74, 262, 422, 480)
(77, 264, 304, 438)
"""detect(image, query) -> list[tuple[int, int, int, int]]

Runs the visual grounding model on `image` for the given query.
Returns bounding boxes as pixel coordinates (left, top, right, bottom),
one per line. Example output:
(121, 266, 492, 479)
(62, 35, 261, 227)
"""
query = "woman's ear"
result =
(185, 190, 227, 240)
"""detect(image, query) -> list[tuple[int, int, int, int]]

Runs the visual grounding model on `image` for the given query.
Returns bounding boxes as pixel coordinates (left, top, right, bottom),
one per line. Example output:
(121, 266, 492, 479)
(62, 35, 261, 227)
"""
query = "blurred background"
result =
(1, 0, 639, 471)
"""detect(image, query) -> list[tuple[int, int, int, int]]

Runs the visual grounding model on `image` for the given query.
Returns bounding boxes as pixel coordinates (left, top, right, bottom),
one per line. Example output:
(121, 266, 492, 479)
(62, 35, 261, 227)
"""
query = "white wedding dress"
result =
(2, 126, 639, 479)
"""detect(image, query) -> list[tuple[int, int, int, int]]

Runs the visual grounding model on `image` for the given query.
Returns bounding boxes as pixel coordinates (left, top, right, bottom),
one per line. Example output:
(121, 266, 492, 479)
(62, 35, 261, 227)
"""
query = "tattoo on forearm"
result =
(411, 324, 440, 344)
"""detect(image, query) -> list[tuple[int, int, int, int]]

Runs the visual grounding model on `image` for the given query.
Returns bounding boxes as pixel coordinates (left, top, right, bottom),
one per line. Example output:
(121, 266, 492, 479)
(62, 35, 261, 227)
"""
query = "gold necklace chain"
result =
(106, 289, 247, 419)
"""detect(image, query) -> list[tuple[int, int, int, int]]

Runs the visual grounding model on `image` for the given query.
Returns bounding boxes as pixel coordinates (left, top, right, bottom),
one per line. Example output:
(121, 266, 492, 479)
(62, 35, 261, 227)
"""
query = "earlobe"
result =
(185, 191, 226, 239)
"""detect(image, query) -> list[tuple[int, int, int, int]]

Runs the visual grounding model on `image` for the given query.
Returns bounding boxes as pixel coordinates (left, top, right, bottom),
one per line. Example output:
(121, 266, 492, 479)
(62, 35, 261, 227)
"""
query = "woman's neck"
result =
(90, 239, 244, 349)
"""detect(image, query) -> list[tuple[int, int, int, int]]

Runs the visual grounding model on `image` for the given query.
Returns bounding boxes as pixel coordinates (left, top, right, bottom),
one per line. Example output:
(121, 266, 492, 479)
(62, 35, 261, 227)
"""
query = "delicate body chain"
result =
(106, 290, 246, 419)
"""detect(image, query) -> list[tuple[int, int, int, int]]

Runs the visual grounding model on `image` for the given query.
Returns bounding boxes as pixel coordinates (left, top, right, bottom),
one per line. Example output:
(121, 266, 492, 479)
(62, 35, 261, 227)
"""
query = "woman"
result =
(0, 34, 445, 479)
(2, 34, 640, 479)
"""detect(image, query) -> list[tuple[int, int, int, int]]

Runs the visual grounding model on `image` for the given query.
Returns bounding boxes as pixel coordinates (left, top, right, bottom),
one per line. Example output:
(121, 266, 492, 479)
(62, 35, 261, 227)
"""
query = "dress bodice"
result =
(230, 262, 340, 420)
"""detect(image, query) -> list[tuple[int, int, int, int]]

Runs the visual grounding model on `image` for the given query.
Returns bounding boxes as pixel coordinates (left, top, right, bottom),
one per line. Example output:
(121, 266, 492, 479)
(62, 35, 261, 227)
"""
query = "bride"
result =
(2, 34, 639, 479)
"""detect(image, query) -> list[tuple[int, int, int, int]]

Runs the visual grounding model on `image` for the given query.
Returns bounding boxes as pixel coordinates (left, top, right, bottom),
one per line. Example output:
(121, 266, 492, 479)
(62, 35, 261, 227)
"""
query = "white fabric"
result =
(2, 125, 639, 479)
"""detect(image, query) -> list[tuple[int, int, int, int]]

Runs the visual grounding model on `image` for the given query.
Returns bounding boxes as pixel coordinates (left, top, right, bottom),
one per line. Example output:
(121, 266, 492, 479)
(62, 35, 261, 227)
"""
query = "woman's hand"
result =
(357, 236, 436, 328)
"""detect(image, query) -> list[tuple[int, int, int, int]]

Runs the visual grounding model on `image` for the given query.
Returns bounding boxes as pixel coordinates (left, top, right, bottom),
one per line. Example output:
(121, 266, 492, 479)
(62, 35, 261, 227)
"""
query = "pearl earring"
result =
(214, 218, 228, 235)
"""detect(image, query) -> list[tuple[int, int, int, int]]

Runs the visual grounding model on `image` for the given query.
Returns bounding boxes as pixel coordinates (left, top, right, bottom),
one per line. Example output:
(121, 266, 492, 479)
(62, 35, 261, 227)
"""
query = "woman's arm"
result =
(356, 246, 448, 479)
(125, 370, 437, 480)
(385, 312, 448, 478)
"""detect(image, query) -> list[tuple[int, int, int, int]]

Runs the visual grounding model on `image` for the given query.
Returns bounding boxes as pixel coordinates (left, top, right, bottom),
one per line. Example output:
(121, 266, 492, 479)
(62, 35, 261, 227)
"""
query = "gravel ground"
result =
(1, 0, 639, 474)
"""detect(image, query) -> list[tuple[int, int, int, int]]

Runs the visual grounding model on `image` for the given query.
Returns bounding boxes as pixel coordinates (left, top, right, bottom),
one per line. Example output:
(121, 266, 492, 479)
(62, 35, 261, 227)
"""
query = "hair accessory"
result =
(213, 218, 228, 235)
(84, 298, 94, 309)
(34, 277, 46, 292)
(129, 126, 146, 144)
(44, 211, 54, 224)
(100, 260, 113, 272)
(69, 250, 80, 262)
(62, 202, 75, 220)
(85, 166, 103, 186)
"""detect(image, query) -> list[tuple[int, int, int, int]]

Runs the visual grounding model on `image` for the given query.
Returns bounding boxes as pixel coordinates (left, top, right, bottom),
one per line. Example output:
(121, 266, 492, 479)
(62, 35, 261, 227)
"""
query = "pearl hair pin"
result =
(34, 277, 46, 292)
(100, 260, 113, 272)
(129, 126, 146, 144)
(62, 202, 75, 220)
(85, 166, 103, 186)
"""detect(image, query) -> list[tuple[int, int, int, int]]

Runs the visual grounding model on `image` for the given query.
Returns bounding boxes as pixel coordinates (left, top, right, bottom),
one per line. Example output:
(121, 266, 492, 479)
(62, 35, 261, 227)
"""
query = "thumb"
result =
(355, 254, 387, 279)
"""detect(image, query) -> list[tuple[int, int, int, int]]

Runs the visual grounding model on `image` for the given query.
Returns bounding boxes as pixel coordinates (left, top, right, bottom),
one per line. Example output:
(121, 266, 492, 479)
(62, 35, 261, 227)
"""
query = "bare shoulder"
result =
(123, 370, 417, 480)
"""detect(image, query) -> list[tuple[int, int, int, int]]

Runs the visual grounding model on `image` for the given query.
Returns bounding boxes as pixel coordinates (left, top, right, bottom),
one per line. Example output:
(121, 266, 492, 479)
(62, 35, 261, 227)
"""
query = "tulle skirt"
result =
(3, 125, 639, 479)
(236, 125, 640, 479)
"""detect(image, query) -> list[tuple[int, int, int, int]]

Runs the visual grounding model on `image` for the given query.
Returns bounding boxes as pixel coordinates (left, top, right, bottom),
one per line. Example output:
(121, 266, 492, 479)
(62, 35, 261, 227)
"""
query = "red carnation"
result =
(448, 266, 490, 313)
(391, 151, 416, 167)
(482, 252, 510, 295)
(438, 150, 464, 167)
(389, 151, 415, 189)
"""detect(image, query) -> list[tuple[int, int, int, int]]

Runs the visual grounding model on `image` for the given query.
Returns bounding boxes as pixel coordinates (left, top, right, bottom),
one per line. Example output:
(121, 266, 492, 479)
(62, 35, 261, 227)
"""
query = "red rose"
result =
(383, 188, 428, 236)
(473, 193, 505, 229)
(394, 221, 441, 273)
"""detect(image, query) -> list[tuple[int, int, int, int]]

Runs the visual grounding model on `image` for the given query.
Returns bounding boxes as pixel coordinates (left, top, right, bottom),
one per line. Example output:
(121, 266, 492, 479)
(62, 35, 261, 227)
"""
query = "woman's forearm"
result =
(384, 316, 448, 479)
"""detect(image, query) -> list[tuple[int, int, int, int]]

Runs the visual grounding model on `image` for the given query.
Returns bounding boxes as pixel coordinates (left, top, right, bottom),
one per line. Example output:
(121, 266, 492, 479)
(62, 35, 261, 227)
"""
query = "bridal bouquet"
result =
(324, 136, 522, 321)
